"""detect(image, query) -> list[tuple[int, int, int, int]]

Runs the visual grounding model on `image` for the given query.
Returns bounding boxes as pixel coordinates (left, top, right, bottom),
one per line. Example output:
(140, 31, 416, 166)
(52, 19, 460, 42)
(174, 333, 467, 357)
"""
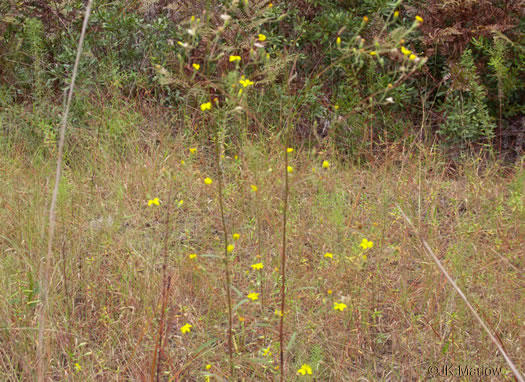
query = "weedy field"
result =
(0, 103, 524, 380)
(1, 0, 524, 380)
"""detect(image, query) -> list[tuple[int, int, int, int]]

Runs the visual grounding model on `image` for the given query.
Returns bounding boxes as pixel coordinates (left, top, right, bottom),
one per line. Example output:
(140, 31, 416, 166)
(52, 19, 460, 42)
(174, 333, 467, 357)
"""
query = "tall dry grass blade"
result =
(36, 1, 94, 380)
(397, 204, 525, 382)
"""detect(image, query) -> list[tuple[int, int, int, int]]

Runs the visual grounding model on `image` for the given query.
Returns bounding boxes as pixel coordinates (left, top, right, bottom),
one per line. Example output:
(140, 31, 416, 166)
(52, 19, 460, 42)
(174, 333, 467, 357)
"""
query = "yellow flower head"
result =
(204, 177, 213, 185)
(287, 147, 294, 153)
(189, 147, 197, 154)
(415, 15, 423, 23)
(74, 363, 81, 372)
(189, 253, 197, 259)
(324, 252, 333, 259)
(227, 244, 235, 252)
(394, 10, 399, 18)
(262, 346, 272, 356)
(148, 197, 160, 206)
(334, 104, 339, 110)
(247, 292, 259, 301)
(409, 54, 417, 61)
(336, 36, 341, 45)
(322, 160, 330, 169)
(369, 51, 377, 56)
(363, 16, 369, 22)
(200, 102, 212, 111)
(400, 46, 411, 56)
(258, 34, 267, 42)
(387, 83, 393, 89)
(297, 364, 313, 375)
(327, 289, 333, 295)
(275, 309, 283, 316)
(250, 184, 258, 192)
(178, 200, 184, 207)
(333, 302, 347, 311)
(180, 323, 192, 334)
(360, 238, 373, 249)
(229, 55, 241, 62)
(239, 78, 254, 87)
(233, 233, 240, 240)
(268, 2, 273, 7)
(192, 63, 200, 71)
(206, 364, 212, 370)
(251, 262, 264, 270)
(287, 166, 294, 173)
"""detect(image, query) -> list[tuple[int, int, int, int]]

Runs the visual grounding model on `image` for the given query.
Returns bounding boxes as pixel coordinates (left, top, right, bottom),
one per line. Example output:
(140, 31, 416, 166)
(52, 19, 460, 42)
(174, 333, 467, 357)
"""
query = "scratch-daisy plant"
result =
(360, 238, 373, 249)
(297, 364, 313, 375)
(227, 244, 235, 253)
(200, 102, 212, 111)
(333, 302, 347, 311)
(247, 292, 259, 301)
(189, 147, 197, 154)
(148, 197, 160, 206)
(180, 323, 192, 334)
(251, 263, 264, 270)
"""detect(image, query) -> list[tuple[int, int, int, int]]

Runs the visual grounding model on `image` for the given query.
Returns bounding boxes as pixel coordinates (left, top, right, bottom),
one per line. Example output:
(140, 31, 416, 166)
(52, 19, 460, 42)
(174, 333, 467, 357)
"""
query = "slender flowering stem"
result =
(215, 137, 234, 378)
(279, 148, 289, 382)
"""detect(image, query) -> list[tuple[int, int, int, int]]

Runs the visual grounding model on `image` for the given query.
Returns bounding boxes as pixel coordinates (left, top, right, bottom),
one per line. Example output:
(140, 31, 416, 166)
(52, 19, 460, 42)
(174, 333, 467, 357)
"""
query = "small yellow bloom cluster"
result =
(233, 233, 240, 240)
(324, 252, 333, 259)
(251, 262, 264, 270)
(297, 363, 313, 375)
(229, 55, 241, 62)
(239, 77, 254, 87)
(333, 302, 347, 311)
(180, 323, 192, 334)
(148, 197, 160, 206)
(322, 160, 330, 169)
(204, 177, 213, 185)
(189, 147, 197, 154)
(192, 63, 200, 71)
(258, 34, 267, 42)
(200, 102, 212, 111)
(247, 292, 259, 301)
(227, 244, 235, 252)
(189, 253, 197, 259)
(360, 238, 373, 249)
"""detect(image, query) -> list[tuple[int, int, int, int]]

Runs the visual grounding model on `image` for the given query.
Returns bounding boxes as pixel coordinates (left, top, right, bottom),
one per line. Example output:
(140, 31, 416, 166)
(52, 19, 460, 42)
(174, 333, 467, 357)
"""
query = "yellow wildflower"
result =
(369, 51, 377, 56)
(74, 363, 81, 372)
(233, 233, 240, 241)
(336, 36, 341, 45)
(275, 309, 283, 316)
(189, 253, 197, 259)
(287, 166, 294, 173)
(247, 292, 259, 301)
(334, 302, 347, 311)
(268, 2, 273, 8)
(324, 252, 333, 259)
(400, 46, 411, 56)
(394, 10, 399, 18)
(251, 263, 264, 270)
(192, 63, 200, 71)
(204, 177, 213, 185)
(148, 197, 160, 206)
(363, 16, 369, 22)
(415, 15, 423, 23)
(180, 323, 192, 334)
(200, 102, 212, 111)
(287, 147, 294, 153)
(178, 200, 184, 207)
(229, 55, 241, 62)
(206, 364, 212, 370)
(322, 160, 330, 169)
(327, 289, 333, 295)
(250, 184, 258, 192)
(262, 346, 272, 356)
(258, 34, 267, 41)
(334, 104, 339, 110)
(227, 244, 235, 252)
(239, 78, 254, 87)
(360, 238, 373, 249)
(409, 54, 417, 61)
(189, 147, 197, 154)
(297, 364, 313, 375)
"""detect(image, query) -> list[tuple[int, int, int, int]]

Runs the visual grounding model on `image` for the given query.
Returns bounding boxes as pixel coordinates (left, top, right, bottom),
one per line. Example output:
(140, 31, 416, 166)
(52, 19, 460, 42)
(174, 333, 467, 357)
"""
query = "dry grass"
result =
(0, 117, 524, 380)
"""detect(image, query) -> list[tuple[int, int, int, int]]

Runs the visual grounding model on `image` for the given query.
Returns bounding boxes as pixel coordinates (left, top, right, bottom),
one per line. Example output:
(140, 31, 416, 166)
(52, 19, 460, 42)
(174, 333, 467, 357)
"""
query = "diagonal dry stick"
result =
(36, 1, 94, 380)
(396, 204, 524, 382)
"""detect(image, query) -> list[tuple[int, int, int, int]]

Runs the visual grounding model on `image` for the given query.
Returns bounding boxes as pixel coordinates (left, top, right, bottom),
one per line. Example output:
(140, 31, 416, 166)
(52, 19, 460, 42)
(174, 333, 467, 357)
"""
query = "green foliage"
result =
(438, 49, 495, 144)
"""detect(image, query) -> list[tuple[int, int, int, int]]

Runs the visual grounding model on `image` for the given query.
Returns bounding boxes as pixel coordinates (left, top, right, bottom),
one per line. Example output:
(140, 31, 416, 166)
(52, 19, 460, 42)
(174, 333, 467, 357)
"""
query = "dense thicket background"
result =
(1, 0, 523, 159)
